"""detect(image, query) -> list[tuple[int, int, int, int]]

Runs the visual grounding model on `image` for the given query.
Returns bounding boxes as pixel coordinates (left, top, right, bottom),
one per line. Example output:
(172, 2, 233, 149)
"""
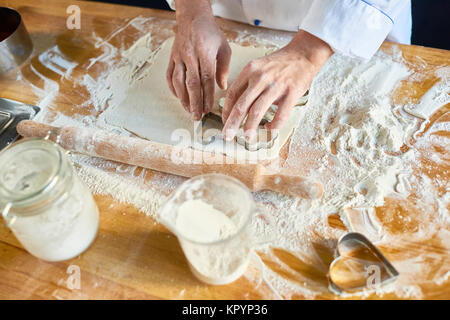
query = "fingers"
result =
(222, 83, 298, 142)
(199, 57, 215, 114)
(265, 91, 298, 130)
(221, 76, 248, 124)
(244, 87, 278, 141)
(222, 86, 264, 141)
(170, 38, 231, 119)
(172, 62, 190, 112)
(166, 59, 176, 97)
(216, 43, 231, 90)
(185, 58, 203, 120)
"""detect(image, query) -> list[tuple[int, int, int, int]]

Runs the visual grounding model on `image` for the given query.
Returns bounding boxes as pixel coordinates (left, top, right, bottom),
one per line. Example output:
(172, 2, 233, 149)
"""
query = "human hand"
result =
(221, 30, 333, 141)
(167, 0, 232, 120)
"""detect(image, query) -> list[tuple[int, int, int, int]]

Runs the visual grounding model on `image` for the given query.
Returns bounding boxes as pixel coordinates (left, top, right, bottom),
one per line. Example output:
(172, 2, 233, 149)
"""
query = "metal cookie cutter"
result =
(0, 7, 33, 75)
(0, 98, 40, 150)
(328, 232, 399, 294)
(201, 90, 309, 151)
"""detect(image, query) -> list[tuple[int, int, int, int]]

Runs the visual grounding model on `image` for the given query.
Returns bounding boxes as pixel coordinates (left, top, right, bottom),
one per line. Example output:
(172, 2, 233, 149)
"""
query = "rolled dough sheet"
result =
(101, 37, 302, 160)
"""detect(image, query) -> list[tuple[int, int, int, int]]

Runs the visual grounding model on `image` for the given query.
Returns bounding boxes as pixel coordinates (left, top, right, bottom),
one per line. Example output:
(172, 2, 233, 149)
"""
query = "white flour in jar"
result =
(0, 140, 99, 262)
(175, 199, 250, 285)
(21, 16, 449, 298)
(9, 173, 99, 262)
(176, 200, 236, 242)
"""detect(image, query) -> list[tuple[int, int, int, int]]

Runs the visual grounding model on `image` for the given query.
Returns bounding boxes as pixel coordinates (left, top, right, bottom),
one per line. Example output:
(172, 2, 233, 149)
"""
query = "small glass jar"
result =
(159, 174, 255, 285)
(0, 137, 99, 261)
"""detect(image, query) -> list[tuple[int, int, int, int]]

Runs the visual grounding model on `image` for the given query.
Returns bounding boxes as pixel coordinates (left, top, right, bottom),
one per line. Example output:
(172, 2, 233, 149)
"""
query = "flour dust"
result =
(14, 16, 449, 299)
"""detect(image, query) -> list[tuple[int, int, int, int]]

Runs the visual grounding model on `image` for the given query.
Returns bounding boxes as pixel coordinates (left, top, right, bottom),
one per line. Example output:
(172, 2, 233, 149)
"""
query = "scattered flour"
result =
(15, 16, 449, 299)
(405, 67, 450, 119)
(285, 51, 415, 212)
(74, 158, 168, 215)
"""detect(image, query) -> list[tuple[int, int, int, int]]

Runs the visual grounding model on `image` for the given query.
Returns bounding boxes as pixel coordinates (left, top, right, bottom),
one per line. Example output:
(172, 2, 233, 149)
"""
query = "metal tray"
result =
(0, 98, 40, 150)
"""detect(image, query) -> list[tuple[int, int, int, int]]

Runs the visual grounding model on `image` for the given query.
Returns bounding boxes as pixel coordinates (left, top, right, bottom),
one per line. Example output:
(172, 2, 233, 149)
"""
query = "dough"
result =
(101, 37, 302, 160)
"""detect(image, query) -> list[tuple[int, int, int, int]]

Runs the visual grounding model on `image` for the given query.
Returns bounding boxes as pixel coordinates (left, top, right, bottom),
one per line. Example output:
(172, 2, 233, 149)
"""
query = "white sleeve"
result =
(300, 0, 410, 60)
(165, 0, 220, 10)
(166, 0, 175, 10)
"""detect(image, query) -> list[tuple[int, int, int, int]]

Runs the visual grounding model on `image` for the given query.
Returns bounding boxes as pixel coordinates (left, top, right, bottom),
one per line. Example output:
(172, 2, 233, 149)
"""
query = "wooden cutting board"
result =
(0, 0, 448, 299)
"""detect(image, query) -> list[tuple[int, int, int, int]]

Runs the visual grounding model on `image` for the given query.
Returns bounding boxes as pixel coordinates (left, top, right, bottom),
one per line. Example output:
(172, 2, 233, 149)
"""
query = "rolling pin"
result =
(17, 120, 323, 199)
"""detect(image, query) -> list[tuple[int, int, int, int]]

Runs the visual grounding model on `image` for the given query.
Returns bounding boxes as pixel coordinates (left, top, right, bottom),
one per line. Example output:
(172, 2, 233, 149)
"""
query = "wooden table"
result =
(0, 0, 449, 299)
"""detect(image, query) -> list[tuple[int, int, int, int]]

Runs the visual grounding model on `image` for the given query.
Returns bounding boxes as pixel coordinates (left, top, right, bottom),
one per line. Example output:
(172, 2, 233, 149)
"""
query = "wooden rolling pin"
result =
(17, 120, 323, 199)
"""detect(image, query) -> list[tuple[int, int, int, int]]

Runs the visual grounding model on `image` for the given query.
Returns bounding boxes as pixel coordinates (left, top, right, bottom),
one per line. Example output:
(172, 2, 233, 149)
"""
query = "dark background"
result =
(95, 0, 450, 50)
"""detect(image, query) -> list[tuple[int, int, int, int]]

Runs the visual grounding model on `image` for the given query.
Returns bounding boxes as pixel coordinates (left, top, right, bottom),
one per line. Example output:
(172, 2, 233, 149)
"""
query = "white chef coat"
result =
(166, 0, 412, 60)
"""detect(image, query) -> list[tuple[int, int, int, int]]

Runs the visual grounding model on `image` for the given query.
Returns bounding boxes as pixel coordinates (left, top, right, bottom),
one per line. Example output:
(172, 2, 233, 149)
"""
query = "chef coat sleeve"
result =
(165, 0, 219, 10)
(166, 0, 175, 10)
(300, 0, 410, 60)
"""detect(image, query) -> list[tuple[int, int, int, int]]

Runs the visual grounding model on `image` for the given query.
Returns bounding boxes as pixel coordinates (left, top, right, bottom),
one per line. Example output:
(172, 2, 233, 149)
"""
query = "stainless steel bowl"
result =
(0, 7, 33, 75)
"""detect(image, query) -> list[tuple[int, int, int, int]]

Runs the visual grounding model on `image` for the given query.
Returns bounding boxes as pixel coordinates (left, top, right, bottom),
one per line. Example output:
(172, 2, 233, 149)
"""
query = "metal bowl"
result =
(0, 7, 33, 75)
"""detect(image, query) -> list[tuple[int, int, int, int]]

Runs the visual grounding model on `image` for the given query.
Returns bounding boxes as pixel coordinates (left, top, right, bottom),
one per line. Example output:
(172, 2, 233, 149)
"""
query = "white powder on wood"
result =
(18, 16, 449, 299)
(404, 67, 450, 119)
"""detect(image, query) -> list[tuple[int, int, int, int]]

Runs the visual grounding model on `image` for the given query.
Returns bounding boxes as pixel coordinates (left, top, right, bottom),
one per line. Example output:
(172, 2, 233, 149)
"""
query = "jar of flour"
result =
(0, 138, 99, 261)
(160, 174, 255, 285)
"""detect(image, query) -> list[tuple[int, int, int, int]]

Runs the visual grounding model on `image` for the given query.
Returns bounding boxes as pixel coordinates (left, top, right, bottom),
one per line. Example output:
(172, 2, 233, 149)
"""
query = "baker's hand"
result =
(167, 0, 231, 120)
(222, 30, 333, 141)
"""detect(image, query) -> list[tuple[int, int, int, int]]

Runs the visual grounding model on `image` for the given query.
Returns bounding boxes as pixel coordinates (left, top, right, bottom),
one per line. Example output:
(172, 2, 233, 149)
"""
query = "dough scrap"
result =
(102, 37, 302, 160)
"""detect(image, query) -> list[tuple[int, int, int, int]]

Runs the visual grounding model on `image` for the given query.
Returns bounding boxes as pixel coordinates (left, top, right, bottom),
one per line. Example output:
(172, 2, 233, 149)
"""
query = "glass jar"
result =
(159, 174, 254, 285)
(0, 137, 99, 261)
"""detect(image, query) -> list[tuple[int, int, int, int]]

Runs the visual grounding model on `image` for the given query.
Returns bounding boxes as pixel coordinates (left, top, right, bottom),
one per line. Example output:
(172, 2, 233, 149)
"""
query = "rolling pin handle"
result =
(44, 130, 61, 144)
(17, 120, 324, 200)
